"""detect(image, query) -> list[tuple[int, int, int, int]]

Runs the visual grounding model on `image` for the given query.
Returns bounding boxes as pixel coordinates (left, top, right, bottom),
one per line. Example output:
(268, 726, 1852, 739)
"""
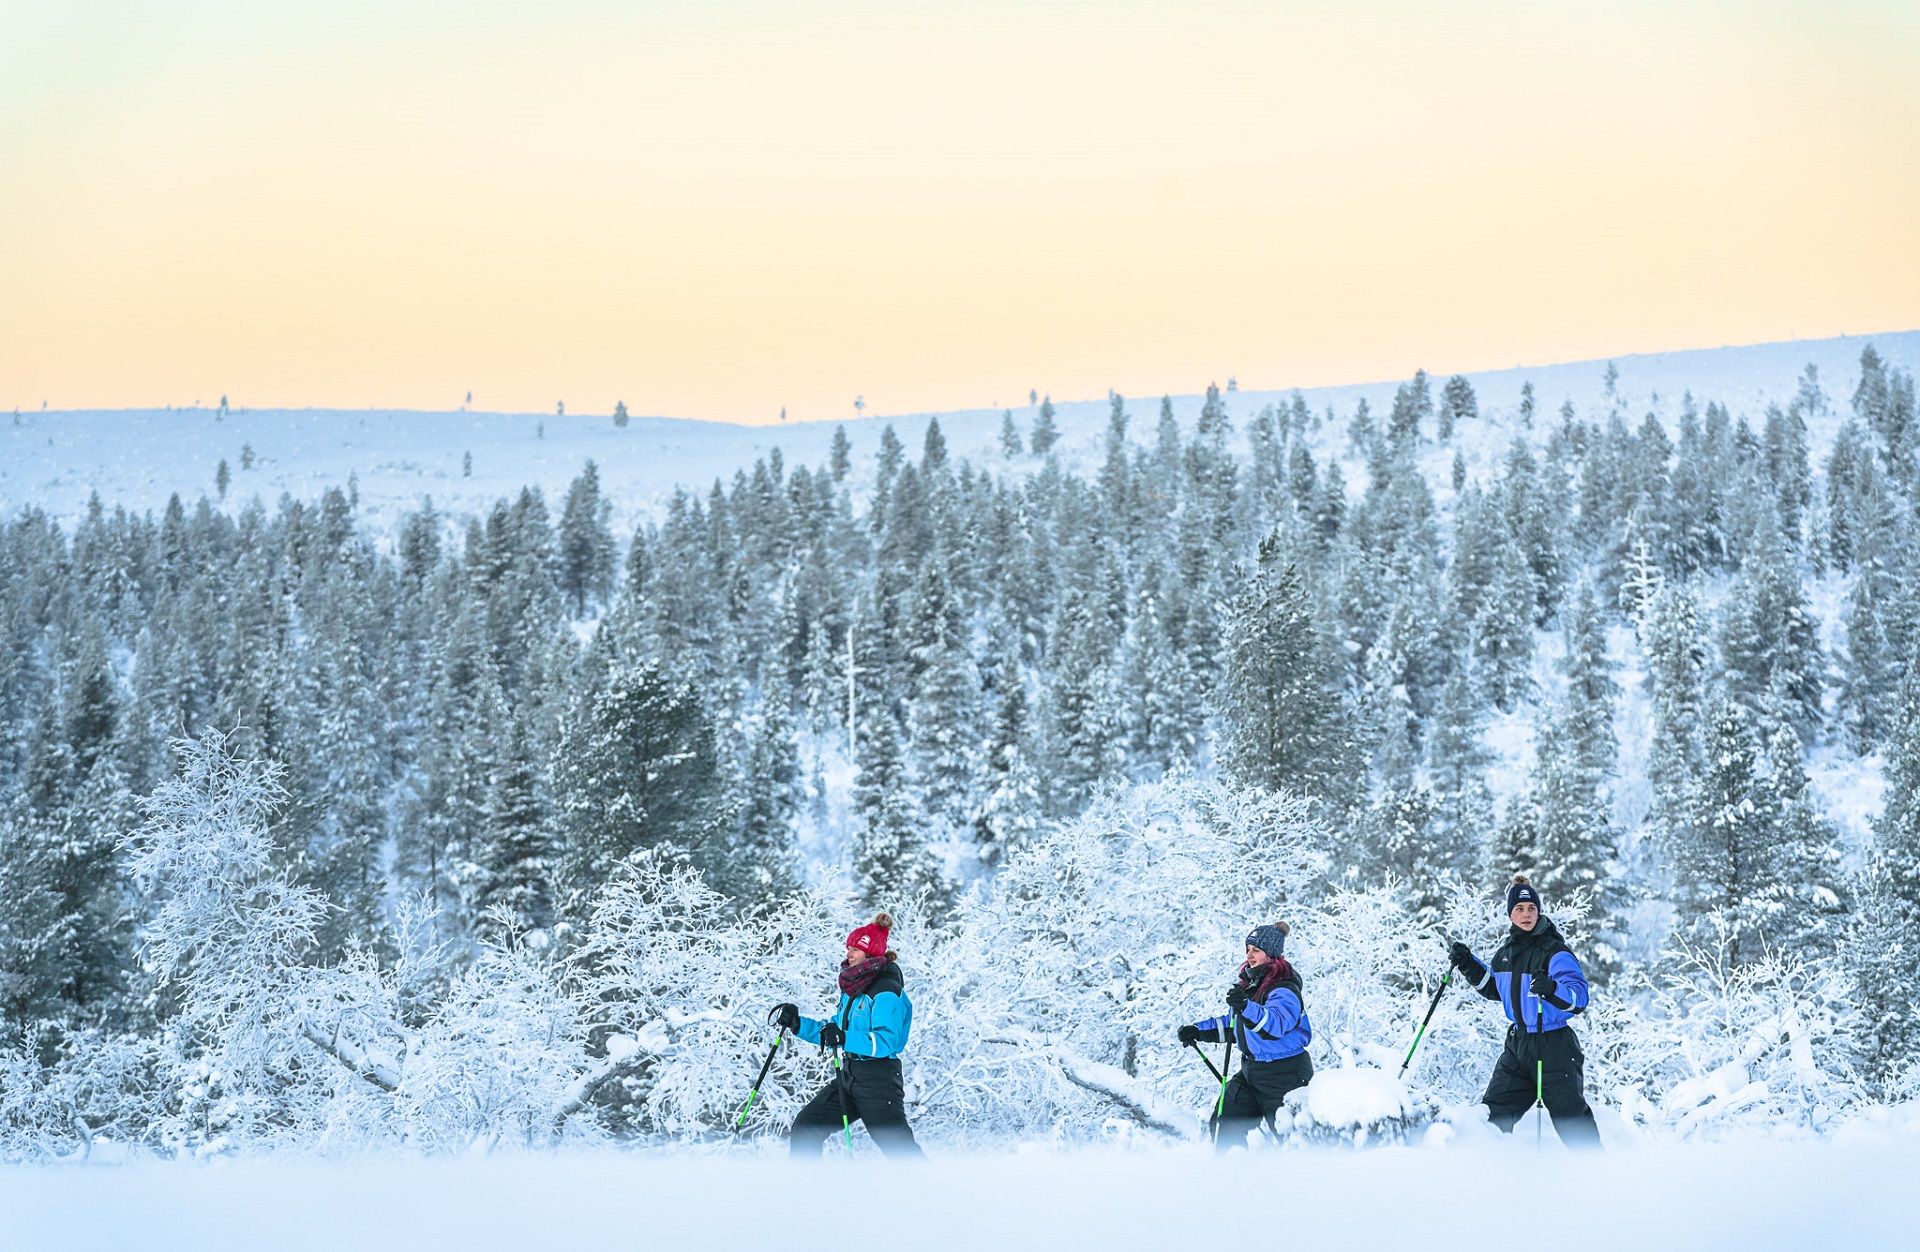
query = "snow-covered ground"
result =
(4, 1134, 1913, 1251)
(5, 331, 1916, 538)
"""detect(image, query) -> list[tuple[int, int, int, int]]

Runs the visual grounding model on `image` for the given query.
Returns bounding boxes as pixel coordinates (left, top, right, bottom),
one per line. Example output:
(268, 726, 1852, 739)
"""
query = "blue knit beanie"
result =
(1505, 874, 1541, 914)
(1245, 922, 1288, 960)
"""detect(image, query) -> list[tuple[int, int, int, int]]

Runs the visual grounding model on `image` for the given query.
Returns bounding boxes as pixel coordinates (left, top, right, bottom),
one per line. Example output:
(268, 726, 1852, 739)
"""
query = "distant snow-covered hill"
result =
(5, 331, 1915, 542)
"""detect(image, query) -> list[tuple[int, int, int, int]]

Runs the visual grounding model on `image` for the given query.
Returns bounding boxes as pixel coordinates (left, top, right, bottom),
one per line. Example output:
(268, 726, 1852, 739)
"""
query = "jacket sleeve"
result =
(1467, 951, 1500, 1001)
(1240, 987, 1303, 1037)
(1547, 950, 1589, 1013)
(794, 1014, 825, 1047)
(1190, 1014, 1229, 1039)
(865, 990, 911, 1056)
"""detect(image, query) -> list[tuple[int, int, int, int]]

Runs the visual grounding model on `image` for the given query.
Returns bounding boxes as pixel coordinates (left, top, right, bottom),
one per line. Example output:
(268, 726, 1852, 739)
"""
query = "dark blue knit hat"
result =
(1245, 922, 1288, 959)
(1505, 875, 1541, 914)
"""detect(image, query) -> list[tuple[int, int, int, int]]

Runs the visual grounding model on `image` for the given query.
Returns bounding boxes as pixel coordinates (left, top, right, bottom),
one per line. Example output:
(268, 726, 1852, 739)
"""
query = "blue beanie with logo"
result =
(1506, 874, 1541, 914)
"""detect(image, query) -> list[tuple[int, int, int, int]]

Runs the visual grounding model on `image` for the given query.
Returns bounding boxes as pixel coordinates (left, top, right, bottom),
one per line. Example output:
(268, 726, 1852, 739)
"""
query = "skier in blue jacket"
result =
(772, 910, 923, 1157)
(1178, 921, 1313, 1148)
(1449, 874, 1601, 1148)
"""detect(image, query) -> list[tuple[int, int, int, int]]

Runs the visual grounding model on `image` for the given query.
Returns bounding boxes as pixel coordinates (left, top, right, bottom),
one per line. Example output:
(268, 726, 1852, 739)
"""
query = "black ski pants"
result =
(1482, 1025, 1601, 1149)
(788, 1054, 923, 1158)
(1210, 1052, 1314, 1150)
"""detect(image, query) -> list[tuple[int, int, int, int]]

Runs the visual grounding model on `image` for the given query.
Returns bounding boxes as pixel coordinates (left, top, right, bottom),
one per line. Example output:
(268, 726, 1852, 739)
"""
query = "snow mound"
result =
(1274, 1068, 1435, 1148)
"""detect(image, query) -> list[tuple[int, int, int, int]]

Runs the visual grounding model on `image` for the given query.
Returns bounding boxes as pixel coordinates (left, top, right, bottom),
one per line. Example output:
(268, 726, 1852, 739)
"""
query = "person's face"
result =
(1245, 944, 1270, 968)
(846, 944, 867, 965)
(1510, 901, 1539, 932)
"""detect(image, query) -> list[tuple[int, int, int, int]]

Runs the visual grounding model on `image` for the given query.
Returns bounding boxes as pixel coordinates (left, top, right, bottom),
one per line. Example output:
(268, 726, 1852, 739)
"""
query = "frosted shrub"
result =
(395, 942, 587, 1153)
(564, 847, 867, 1136)
(1602, 946, 1862, 1138)
(926, 777, 1332, 1144)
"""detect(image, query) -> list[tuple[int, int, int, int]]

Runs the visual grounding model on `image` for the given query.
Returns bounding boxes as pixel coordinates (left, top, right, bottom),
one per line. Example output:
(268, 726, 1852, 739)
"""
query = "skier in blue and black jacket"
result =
(772, 910, 923, 1158)
(1178, 921, 1313, 1148)
(1449, 874, 1601, 1148)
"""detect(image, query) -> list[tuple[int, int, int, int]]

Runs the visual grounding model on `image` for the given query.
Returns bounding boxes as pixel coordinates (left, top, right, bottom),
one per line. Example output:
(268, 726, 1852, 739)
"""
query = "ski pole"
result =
(1534, 994, 1545, 1146)
(1187, 1038, 1226, 1084)
(834, 1047, 853, 1153)
(1398, 968, 1453, 1079)
(1213, 1019, 1235, 1145)
(733, 1030, 785, 1131)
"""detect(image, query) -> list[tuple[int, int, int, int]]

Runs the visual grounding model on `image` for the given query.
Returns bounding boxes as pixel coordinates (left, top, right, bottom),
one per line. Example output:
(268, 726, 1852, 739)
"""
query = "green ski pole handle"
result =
(734, 1032, 785, 1130)
(1212, 1024, 1234, 1143)
(1399, 968, 1454, 1078)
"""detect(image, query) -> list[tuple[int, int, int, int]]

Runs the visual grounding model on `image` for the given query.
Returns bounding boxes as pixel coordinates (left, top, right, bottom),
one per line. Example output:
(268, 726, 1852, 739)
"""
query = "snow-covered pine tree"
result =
(852, 689, 938, 907)
(1438, 374, 1477, 440)
(474, 693, 556, 942)
(557, 459, 615, 618)
(1717, 526, 1824, 736)
(975, 650, 1042, 864)
(1470, 532, 1535, 712)
(1855, 642, 1920, 1090)
(1214, 530, 1354, 806)
(1840, 567, 1899, 753)
(1641, 581, 1708, 834)
(906, 561, 981, 827)
(732, 663, 801, 899)
(1030, 396, 1060, 456)
(1760, 718, 1846, 956)
(551, 652, 726, 908)
(1667, 695, 1779, 967)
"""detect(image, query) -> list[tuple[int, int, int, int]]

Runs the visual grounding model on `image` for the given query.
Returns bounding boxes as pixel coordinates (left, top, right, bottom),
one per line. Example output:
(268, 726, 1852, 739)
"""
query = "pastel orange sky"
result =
(4, 1, 1917, 423)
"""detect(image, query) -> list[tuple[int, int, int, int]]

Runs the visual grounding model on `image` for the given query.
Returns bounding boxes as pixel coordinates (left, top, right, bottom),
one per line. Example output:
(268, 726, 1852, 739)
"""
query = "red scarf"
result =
(838, 955, 888, 998)
(1241, 956, 1295, 1003)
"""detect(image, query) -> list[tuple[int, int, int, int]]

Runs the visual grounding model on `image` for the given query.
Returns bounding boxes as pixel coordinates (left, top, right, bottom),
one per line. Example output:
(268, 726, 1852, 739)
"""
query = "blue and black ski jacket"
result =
(796, 961, 913, 1059)
(1191, 966, 1311, 1062)
(1463, 915, 1589, 1033)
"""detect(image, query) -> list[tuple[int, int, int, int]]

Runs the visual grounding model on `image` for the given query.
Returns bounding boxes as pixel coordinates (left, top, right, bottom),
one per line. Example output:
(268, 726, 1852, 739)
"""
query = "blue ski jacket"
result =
(1464, 915, 1590, 1033)
(796, 961, 913, 1059)
(1191, 966, 1311, 1062)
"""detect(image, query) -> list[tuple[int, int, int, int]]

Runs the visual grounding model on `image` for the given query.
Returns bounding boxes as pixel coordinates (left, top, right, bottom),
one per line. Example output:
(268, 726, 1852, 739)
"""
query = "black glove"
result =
(1178, 1024, 1201, 1046)
(771, 1003, 800, 1032)
(1529, 970, 1570, 1009)
(819, 1022, 845, 1048)
(1225, 985, 1250, 1014)
(1449, 942, 1486, 983)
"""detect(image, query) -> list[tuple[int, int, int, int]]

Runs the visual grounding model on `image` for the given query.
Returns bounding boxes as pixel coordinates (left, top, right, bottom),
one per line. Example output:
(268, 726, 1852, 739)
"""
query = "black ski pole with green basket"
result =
(733, 1029, 786, 1131)
(1398, 966, 1453, 1080)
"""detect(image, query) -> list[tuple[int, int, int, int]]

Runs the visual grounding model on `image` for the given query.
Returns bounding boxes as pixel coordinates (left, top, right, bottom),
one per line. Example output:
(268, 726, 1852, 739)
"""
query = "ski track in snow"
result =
(0, 1138, 1909, 1251)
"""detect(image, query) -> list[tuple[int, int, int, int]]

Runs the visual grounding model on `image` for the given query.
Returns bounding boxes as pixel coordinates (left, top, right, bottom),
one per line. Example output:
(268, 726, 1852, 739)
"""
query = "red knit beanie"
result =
(846, 910, 894, 957)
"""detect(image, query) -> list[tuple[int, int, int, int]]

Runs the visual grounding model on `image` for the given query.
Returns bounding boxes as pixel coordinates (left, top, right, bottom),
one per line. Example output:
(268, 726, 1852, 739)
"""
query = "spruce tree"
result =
(1668, 696, 1777, 966)
(852, 694, 938, 907)
(975, 652, 1042, 863)
(1439, 374, 1478, 440)
(1855, 646, 1920, 1087)
(1471, 534, 1535, 712)
(998, 409, 1023, 459)
(558, 459, 615, 617)
(831, 425, 853, 481)
(552, 653, 725, 906)
(1214, 532, 1354, 805)
(1030, 397, 1060, 456)
(1642, 582, 1708, 833)
(474, 699, 555, 941)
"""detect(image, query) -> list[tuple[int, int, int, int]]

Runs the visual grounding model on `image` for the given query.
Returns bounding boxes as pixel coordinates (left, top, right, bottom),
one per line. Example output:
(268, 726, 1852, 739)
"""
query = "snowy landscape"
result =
(6, 331, 1920, 1244)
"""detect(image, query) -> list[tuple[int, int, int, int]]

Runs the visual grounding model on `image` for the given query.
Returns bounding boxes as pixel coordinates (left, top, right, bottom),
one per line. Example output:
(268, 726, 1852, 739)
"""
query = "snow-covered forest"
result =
(7, 338, 1920, 1162)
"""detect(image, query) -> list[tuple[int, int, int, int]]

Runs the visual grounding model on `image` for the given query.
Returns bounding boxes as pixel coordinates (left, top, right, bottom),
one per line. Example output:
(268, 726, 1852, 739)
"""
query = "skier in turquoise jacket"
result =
(772, 910, 923, 1157)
